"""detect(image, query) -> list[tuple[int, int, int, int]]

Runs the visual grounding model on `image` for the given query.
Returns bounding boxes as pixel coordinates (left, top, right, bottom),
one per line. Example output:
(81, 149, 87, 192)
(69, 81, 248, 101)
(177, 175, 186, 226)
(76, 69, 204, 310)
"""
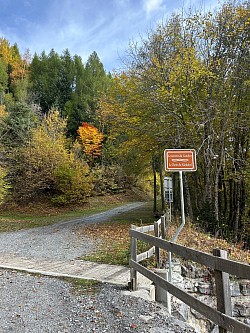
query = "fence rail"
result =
(131, 229, 250, 279)
(129, 218, 250, 333)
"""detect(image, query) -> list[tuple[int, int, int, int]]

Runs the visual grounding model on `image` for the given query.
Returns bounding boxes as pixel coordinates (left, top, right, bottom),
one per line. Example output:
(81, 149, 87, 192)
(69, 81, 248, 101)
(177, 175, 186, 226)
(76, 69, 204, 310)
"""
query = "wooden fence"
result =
(129, 217, 250, 333)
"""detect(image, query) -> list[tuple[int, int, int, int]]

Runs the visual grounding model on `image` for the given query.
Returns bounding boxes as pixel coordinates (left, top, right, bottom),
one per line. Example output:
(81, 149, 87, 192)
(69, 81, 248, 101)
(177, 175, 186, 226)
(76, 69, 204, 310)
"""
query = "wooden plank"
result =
(147, 246, 155, 257)
(130, 225, 137, 290)
(137, 246, 155, 262)
(130, 230, 250, 279)
(130, 260, 250, 333)
(155, 218, 161, 226)
(161, 215, 166, 239)
(213, 249, 232, 333)
(137, 252, 148, 262)
(134, 225, 155, 233)
(154, 221, 160, 267)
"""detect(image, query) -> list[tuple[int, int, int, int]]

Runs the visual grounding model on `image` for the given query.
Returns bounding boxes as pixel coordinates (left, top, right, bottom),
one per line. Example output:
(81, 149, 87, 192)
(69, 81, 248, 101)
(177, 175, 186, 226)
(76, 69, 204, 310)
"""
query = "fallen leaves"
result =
(166, 223, 250, 264)
(130, 323, 138, 329)
(81, 219, 249, 266)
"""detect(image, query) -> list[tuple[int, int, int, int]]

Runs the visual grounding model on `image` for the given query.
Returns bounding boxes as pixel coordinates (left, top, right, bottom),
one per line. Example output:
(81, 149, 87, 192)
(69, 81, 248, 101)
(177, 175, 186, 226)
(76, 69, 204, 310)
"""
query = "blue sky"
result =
(0, 0, 220, 72)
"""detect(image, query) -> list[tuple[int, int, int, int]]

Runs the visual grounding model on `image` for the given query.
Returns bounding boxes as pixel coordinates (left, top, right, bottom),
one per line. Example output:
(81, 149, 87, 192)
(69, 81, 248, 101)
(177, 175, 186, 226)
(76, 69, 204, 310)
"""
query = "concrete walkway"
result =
(0, 253, 151, 288)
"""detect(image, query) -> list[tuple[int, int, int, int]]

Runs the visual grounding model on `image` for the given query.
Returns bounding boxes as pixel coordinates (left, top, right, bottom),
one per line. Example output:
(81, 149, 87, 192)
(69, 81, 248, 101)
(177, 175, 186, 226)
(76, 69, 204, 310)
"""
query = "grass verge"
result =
(80, 203, 250, 266)
(0, 190, 147, 232)
(0, 204, 121, 232)
(82, 202, 159, 266)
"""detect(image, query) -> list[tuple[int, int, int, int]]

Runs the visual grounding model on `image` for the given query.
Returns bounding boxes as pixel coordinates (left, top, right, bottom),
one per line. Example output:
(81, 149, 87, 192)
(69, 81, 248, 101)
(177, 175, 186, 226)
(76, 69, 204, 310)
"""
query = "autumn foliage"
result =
(0, 1, 249, 249)
(77, 122, 104, 161)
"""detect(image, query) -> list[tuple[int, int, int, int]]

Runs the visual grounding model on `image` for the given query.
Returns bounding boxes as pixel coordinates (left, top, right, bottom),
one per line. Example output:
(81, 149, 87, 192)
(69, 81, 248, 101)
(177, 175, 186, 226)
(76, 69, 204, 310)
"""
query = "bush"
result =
(91, 164, 133, 195)
(52, 157, 93, 205)
(10, 109, 94, 205)
(0, 166, 11, 204)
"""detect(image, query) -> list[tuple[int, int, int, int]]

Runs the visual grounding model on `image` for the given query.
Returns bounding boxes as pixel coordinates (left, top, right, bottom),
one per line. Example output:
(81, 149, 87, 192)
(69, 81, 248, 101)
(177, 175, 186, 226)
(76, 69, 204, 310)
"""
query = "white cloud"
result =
(143, 0, 164, 15)
(0, 0, 221, 72)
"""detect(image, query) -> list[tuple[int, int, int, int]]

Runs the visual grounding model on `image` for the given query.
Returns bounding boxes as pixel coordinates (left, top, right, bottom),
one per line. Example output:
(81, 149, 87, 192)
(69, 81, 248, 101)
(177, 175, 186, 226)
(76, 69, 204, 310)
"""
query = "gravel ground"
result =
(0, 270, 196, 333)
(0, 203, 145, 260)
(0, 202, 198, 333)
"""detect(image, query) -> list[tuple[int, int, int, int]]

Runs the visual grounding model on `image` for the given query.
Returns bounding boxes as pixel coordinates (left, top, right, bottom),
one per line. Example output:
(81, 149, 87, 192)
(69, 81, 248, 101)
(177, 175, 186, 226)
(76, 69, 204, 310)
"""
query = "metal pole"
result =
(167, 249, 172, 314)
(167, 200, 173, 314)
(169, 201, 172, 227)
(168, 201, 172, 280)
(168, 171, 186, 313)
(171, 171, 185, 242)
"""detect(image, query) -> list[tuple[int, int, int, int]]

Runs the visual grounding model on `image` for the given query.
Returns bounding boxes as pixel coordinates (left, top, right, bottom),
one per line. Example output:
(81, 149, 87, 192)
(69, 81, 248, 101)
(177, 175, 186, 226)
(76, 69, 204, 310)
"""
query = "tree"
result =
(29, 49, 112, 138)
(0, 58, 8, 103)
(12, 109, 93, 204)
(0, 102, 37, 149)
(57, 49, 76, 109)
(0, 38, 30, 102)
(29, 49, 63, 112)
(81, 51, 112, 124)
(62, 55, 89, 137)
(77, 122, 104, 164)
(98, 72, 165, 212)
(98, 1, 250, 242)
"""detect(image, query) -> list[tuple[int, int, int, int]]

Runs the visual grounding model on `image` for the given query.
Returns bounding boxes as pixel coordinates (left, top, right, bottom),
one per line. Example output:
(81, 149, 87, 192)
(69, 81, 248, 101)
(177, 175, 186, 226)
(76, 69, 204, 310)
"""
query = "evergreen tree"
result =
(62, 55, 89, 137)
(83, 51, 111, 123)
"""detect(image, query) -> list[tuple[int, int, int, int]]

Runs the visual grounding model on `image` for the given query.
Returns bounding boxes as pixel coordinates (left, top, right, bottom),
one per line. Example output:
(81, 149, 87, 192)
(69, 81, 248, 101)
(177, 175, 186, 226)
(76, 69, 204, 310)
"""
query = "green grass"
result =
(109, 201, 155, 225)
(84, 244, 131, 266)
(81, 202, 156, 266)
(60, 277, 101, 295)
(0, 201, 131, 233)
(18, 271, 101, 295)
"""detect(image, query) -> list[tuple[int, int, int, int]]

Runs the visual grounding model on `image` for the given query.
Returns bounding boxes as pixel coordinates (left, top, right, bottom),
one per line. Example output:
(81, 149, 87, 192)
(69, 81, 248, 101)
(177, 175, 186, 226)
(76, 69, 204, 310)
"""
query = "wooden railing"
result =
(129, 218, 250, 333)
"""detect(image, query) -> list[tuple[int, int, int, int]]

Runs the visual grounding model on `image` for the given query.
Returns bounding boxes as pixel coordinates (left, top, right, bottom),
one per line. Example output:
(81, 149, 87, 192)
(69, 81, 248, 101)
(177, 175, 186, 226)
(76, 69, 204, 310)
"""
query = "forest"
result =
(0, 1, 249, 246)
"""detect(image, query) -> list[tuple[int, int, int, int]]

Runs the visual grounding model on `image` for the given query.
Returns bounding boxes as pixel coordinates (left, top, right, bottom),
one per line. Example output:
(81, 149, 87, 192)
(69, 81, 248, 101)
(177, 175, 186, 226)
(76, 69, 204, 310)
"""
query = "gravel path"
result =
(0, 202, 198, 333)
(0, 202, 145, 260)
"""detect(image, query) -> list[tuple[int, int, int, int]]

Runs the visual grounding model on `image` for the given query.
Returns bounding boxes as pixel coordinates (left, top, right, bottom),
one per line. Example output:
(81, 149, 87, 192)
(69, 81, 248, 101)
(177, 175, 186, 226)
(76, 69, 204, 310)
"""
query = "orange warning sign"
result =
(164, 149, 197, 171)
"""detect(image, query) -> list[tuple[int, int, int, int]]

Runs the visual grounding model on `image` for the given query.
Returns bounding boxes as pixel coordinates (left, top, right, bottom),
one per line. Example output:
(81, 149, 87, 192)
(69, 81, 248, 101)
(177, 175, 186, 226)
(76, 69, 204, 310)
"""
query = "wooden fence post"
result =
(213, 248, 232, 333)
(154, 221, 160, 267)
(130, 225, 137, 291)
(161, 215, 166, 240)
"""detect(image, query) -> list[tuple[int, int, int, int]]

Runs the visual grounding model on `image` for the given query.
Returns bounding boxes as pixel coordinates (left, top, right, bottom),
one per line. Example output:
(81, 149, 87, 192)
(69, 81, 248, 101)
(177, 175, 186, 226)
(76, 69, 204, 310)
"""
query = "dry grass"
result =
(80, 211, 250, 266)
(81, 222, 133, 265)
(167, 222, 250, 264)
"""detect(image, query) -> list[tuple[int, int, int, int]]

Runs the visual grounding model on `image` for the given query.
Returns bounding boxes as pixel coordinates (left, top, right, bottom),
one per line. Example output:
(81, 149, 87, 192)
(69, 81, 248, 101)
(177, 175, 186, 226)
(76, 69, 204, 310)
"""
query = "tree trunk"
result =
(202, 120, 213, 207)
(222, 171, 227, 221)
(214, 170, 220, 227)
(152, 157, 157, 214)
(183, 173, 193, 221)
(159, 161, 165, 213)
(234, 182, 241, 242)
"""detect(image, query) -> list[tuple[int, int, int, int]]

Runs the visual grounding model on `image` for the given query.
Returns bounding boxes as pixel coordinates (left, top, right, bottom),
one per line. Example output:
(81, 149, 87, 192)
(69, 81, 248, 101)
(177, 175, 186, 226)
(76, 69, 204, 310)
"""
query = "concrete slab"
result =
(0, 252, 153, 290)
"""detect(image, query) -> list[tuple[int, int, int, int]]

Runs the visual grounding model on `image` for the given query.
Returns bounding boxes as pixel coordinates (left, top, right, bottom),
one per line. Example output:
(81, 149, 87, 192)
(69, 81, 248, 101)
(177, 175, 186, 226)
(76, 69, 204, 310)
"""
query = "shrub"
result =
(52, 156, 93, 205)
(91, 164, 133, 195)
(0, 166, 11, 204)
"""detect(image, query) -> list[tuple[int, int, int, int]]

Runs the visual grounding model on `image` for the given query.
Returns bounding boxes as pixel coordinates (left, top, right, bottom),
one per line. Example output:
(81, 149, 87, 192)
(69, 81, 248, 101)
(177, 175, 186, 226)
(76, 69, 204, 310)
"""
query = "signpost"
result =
(164, 149, 197, 172)
(164, 176, 173, 203)
(164, 149, 197, 314)
(164, 148, 197, 243)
